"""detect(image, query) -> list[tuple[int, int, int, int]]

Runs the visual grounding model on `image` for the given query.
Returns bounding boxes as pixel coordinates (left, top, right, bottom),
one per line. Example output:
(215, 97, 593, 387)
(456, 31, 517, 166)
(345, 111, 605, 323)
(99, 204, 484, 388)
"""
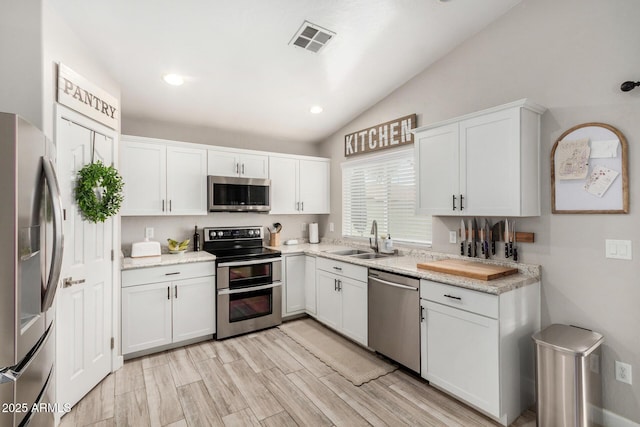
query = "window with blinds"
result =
(342, 148, 432, 244)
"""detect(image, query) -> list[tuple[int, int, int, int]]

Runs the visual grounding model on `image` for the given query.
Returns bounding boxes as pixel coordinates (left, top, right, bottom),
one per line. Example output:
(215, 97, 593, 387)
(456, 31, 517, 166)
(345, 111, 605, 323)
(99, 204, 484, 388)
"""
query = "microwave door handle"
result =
(41, 157, 64, 312)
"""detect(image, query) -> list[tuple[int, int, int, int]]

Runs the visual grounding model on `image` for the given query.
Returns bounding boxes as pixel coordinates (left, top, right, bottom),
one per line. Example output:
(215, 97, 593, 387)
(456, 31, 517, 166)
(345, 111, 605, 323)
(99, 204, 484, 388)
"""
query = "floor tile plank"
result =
(222, 408, 261, 427)
(251, 330, 304, 374)
(196, 357, 249, 417)
(143, 363, 184, 426)
(259, 367, 332, 427)
(141, 352, 169, 370)
(114, 387, 151, 427)
(213, 339, 242, 364)
(271, 332, 334, 378)
(177, 380, 224, 427)
(232, 335, 276, 373)
(259, 411, 298, 427)
(168, 347, 203, 387)
(287, 369, 369, 426)
(223, 360, 283, 420)
(186, 340, 217, 363)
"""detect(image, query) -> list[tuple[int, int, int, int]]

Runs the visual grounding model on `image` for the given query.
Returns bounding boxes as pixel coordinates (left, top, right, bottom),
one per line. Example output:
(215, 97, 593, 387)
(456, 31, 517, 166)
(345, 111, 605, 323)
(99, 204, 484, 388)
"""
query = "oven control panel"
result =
(204, 227, 262, 241)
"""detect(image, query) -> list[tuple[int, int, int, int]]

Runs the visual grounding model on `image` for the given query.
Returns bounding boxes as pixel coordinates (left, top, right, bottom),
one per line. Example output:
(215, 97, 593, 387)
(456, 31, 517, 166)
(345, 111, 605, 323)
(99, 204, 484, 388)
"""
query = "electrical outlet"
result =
(145, 227, 154, 239)
(449, 231, 457, 244)
(615, 361, 632, 384)
(329, 222, 335, 232)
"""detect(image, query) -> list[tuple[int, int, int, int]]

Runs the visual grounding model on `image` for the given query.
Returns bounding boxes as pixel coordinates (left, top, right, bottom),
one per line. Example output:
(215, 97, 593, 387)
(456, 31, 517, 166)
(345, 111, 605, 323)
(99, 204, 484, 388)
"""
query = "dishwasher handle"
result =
(368, 276, 418, 291)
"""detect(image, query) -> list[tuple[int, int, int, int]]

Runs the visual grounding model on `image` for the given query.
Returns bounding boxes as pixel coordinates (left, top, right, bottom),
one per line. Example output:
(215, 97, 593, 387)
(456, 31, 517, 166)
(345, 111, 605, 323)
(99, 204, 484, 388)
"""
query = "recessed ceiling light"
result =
(310, 105, 323, 114)
(163, 74, 184, 86)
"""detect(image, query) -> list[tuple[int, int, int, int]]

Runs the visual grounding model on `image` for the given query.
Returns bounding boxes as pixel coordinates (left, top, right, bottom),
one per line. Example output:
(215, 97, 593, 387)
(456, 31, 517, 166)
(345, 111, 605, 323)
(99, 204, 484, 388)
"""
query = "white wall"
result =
(319, 0, 640, 422)
(42, 1, 121, 138)
(123, 116, 320, 157)
(0, 0, 43, 127)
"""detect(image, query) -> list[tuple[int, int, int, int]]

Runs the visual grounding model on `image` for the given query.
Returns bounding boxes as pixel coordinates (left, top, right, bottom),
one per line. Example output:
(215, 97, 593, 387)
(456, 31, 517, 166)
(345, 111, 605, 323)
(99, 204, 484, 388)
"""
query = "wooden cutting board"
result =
(417, 259, 518, 281)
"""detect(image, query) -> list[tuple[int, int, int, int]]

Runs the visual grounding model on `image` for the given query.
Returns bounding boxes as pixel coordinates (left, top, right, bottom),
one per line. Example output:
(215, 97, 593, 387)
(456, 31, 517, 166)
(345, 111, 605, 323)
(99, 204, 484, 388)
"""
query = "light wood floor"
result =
(59, 321, 536, 427)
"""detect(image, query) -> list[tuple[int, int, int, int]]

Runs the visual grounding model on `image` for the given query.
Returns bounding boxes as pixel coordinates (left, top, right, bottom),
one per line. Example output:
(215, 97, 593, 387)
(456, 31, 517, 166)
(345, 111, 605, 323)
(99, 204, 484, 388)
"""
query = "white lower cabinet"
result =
(121, 262, 216, 356)
(316, 258, 367, 346)
(420, 279, 540, 426)
(283, 254, 305, 317)
(304, 256, 316, 315)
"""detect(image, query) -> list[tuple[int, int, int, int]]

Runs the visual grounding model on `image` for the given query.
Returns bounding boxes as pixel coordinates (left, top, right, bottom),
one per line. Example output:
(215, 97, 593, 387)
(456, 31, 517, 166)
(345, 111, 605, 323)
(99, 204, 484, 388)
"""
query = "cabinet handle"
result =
(167, 286, 170, 300)
(460, 194, 464, 211)
(235, 163, 239, 174)
(295, 202, 299, 211)
(162, 200, 165, 212)
(175, 286, 178, 298)
(452, 194, 457, 211)
(338, 279, 342, 291)
(165, 272, 180, 276)
(334, 278, 337, 291)
(444, 294, 462, 301)
(169, 200, 172, 212)
(421, 306, 425, 321)
(301, 201, 304, 211)
(242, 163, 245, 175)
(332, 266, 342, 271)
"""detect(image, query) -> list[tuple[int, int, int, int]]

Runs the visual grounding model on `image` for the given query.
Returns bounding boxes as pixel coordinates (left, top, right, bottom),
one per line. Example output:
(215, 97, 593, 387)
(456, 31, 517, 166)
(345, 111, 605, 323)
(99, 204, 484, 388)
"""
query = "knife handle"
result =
(513, 247, 518, 262)
(460, 242, 464, 256)
(468, 244, 472, 257)
(491, 241, 496, 255)
(484, 242, 489, 259)
(509, 242, 513, 257)
(505, 243, 510, 258)
(481, 240, 485, 255)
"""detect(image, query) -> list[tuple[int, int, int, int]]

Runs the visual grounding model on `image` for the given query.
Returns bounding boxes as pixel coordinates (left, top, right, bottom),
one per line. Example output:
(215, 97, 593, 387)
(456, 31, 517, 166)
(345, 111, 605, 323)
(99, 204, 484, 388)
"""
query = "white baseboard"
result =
(603, 409, 640, 427)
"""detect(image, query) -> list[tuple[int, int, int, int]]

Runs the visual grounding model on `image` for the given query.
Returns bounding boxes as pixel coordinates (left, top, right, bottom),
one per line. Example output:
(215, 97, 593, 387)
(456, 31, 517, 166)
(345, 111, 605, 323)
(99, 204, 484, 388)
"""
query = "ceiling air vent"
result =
(289, 21, 335, 53)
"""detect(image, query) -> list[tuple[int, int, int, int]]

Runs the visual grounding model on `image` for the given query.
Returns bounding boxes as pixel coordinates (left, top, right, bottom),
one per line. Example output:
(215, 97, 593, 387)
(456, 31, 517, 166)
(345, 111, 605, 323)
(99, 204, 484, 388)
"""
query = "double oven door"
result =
(216, 257, 282, 339)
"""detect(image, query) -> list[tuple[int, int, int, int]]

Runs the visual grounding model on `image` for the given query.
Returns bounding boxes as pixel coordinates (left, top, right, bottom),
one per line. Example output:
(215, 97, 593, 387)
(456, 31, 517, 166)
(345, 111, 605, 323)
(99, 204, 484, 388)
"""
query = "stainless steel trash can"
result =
(532, 324, 604, 427)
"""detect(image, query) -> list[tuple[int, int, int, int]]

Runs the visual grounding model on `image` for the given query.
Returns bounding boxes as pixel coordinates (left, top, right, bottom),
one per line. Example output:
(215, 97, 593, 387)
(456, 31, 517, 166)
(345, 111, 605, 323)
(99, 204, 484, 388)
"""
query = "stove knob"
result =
(217, 231, 224, 237)
(254, 229, 261, 237)
(248, 230, 254, 236)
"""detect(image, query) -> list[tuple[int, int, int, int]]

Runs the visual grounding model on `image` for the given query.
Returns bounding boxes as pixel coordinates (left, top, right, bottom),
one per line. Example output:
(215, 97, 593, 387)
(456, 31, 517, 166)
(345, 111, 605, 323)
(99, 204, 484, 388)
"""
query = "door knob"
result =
(63, 277, 85, 288)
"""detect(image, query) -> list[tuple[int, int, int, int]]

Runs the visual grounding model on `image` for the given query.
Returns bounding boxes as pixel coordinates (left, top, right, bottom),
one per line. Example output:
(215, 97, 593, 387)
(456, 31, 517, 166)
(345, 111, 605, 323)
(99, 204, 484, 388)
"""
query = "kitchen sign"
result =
(344, 114, 416, 157)
(57, 63, 119, 130)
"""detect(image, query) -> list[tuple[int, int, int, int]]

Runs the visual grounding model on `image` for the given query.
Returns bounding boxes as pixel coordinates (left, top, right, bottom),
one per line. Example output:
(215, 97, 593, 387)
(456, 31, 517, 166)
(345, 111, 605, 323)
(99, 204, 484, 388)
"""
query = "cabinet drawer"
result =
(317, 257, 367, 282)
(420, 280, 498, 319)
(122, 262, 216, 287)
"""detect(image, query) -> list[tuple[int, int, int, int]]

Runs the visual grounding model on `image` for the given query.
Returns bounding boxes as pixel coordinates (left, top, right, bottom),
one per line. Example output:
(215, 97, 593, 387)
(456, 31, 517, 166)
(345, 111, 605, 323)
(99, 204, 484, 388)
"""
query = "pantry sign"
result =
(57, 63, 120, 130)
(344, 114, 416, 157)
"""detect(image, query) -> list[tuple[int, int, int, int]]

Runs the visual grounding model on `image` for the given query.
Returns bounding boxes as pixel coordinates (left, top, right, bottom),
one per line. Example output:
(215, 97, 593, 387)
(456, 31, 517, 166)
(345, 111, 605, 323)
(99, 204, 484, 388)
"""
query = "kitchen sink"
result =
(349, 252, 392, 259)
(326, 249, 371, 256)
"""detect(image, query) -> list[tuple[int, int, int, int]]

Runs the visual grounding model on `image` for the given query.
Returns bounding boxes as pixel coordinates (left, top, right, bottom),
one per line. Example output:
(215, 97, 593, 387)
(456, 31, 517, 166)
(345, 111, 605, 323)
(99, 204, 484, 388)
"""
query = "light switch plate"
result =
(605, 239, 632, 260)
(449, 231, 457, 244)
(145, 227, 154, 239)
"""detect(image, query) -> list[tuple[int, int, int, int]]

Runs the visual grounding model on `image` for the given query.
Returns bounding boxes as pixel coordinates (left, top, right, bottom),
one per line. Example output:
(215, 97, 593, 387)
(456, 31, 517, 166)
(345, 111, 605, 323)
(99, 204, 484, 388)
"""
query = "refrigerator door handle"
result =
(41, 157, 64, 312)
(0, 322, 53, 384)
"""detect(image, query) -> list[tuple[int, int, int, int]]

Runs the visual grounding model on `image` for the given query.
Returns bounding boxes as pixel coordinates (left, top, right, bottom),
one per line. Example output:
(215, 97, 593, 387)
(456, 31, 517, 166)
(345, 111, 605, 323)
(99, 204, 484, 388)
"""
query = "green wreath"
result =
(75, 161, 124, 223)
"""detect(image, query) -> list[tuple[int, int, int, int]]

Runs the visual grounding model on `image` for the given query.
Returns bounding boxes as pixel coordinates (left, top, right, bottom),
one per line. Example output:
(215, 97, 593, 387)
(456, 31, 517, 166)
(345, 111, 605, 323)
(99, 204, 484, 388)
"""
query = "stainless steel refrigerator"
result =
(0, 113, 63, 427)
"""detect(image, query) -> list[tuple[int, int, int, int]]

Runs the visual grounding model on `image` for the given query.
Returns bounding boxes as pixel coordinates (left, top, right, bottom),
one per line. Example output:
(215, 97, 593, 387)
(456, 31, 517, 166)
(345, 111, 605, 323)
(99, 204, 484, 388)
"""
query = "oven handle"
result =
(218, 281, 282, 295)
(218, 257, 282, 267)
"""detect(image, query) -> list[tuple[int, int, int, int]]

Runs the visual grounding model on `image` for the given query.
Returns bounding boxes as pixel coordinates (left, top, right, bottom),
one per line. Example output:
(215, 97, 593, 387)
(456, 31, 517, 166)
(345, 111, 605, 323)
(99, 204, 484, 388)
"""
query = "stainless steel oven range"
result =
(203, 227, 282, 339)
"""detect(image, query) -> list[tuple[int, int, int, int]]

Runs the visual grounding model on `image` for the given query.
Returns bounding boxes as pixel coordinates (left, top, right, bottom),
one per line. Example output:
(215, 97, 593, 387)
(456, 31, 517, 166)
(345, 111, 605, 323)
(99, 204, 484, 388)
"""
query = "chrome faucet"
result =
(369, 220, 379, 253)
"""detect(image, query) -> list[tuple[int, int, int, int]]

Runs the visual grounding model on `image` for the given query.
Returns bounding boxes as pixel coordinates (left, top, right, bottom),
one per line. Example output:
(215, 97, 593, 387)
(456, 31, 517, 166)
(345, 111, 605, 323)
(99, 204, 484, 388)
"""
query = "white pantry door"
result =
(56, 116, 114, 408)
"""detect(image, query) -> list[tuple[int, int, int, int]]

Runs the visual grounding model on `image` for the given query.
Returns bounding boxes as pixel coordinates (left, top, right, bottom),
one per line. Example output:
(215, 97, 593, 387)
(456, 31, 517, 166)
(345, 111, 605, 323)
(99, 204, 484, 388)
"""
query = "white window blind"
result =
(342, 149, 432, 244)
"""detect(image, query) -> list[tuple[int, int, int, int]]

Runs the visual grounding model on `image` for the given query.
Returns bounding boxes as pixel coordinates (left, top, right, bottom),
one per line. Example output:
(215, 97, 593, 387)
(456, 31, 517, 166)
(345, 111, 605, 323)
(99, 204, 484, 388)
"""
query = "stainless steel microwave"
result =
(207, 176, 271, 212)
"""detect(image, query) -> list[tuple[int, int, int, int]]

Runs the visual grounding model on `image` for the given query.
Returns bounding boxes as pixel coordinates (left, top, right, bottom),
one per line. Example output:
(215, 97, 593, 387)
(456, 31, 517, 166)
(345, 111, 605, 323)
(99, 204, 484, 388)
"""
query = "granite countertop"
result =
(269, 242, 540, 295)
(121, 251, 216, 271)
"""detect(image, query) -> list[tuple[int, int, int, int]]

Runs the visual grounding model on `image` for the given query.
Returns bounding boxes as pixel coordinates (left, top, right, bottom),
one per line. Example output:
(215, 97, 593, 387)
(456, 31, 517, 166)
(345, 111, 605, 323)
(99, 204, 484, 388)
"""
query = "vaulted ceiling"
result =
(51, 0, 522, 143)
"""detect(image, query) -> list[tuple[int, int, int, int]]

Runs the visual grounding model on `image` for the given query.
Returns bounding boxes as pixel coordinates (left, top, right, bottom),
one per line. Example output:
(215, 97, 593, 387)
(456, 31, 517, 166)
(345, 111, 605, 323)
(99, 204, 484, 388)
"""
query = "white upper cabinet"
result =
(414, 99, 545, 217)
(166, 146, 208, 215)
(120, 137, 207, 216)
(120, 140, 167, 216)
(207, 149, 268, 179)
(269, 156, 330, 215)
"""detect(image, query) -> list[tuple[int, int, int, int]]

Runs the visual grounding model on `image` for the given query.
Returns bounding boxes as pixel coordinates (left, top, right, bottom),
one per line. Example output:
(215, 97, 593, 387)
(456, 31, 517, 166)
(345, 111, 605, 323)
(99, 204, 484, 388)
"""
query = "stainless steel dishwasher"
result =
(368, 269, 420, 373)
